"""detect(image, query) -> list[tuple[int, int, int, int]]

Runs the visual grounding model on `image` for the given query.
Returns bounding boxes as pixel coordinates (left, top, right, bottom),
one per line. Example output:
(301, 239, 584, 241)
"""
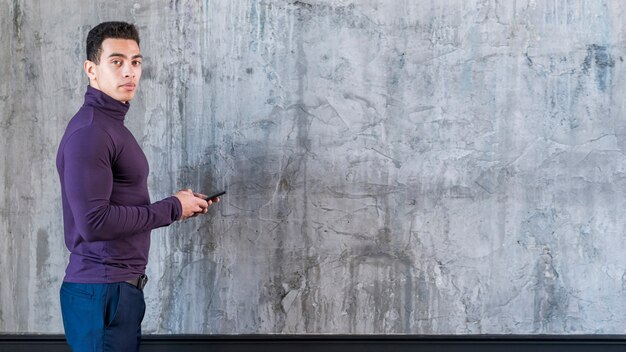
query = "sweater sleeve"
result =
(62, 126, 182, 242)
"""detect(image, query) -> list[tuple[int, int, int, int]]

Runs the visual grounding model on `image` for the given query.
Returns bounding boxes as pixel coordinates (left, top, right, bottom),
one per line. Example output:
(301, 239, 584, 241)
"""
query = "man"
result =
(56, 22, 217, 351)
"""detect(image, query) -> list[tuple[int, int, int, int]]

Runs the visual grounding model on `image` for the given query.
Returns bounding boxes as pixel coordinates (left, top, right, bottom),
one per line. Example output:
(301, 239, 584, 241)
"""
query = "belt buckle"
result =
(137, 274, 148, 290)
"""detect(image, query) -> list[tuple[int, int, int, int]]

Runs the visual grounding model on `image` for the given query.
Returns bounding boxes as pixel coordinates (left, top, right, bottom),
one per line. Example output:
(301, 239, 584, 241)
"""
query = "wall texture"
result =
(1, 0, 626, 334)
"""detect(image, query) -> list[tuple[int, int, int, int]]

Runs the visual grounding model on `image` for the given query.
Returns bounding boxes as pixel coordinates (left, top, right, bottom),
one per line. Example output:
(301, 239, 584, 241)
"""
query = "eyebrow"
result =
(108, 53, 143, 60)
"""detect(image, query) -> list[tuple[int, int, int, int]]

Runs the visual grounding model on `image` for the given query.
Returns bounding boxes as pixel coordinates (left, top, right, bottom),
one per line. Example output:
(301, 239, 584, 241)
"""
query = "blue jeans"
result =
(60, 282, 146, 352)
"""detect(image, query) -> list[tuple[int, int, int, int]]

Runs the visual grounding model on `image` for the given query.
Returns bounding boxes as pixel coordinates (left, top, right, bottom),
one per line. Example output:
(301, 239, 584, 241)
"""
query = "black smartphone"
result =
(205, 190, 226, 200)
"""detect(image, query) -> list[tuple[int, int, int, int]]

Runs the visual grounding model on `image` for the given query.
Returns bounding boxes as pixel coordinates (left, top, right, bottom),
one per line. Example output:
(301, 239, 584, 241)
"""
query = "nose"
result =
(122, 62, 136, 78)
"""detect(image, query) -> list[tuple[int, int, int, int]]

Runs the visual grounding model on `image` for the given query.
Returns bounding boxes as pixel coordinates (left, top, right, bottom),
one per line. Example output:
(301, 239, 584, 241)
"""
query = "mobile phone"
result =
(205, 190, 226, 200)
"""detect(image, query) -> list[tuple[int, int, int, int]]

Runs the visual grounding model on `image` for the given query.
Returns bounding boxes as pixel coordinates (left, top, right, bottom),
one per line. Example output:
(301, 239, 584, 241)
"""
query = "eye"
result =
(111, 59, 122, 66)
(132, 60, 142, 66)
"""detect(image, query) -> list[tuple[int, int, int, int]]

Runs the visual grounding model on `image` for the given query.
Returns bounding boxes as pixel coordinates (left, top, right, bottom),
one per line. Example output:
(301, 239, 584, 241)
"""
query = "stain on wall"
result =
(1, 0, 626, 334)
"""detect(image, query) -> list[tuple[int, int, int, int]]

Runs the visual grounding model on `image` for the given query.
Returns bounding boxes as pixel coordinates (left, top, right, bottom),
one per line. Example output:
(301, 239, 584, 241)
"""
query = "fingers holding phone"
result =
(175, 189, 226, 220)
(175, 189, 209, 220)
(194, 190, 225, 205)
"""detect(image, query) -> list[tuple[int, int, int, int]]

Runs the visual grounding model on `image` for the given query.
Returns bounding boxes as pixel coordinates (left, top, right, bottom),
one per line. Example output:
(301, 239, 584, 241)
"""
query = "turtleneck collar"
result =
(84, 85, 130, 121)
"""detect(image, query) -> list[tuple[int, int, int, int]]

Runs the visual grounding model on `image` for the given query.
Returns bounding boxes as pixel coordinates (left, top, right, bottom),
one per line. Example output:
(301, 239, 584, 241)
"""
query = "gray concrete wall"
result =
(1, 0, 625, 334)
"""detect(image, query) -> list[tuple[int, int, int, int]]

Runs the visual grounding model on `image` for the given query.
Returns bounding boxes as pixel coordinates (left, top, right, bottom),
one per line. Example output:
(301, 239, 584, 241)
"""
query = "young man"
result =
(56, 22, 217, 351)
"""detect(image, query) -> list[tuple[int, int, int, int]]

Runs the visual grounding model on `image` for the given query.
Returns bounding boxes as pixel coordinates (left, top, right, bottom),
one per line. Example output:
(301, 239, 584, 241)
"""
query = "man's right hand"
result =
(174, 189, 209, 220)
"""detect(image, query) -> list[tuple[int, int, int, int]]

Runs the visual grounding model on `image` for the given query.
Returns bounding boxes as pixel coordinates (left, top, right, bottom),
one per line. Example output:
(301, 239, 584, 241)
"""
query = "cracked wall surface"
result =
(1, 0, 626, 334)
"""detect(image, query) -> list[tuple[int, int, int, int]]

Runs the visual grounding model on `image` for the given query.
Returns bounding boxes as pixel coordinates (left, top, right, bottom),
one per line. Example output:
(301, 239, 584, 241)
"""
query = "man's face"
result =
(84, 38, 142, 103)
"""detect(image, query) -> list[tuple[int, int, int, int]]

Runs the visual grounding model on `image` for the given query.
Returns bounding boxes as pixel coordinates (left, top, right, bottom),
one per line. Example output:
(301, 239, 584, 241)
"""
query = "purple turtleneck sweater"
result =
(57, 86, 182, 283)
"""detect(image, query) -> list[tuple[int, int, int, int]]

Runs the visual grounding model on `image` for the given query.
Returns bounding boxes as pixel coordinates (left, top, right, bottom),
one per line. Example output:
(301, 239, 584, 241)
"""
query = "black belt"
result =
(125, 274, 148, 290)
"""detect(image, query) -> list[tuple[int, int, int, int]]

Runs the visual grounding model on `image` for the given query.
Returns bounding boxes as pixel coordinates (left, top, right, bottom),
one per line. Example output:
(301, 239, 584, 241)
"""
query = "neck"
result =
(88, 81, 128, 104)
(84, 85, 130, 121)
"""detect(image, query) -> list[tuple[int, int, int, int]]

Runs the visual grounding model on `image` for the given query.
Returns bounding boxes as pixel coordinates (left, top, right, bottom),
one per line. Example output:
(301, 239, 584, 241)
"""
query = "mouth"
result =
(120, 83, 136, 91)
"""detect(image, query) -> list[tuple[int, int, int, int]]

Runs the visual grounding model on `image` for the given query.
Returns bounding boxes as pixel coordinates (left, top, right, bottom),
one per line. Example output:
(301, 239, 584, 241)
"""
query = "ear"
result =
(84, 60, 97, 81)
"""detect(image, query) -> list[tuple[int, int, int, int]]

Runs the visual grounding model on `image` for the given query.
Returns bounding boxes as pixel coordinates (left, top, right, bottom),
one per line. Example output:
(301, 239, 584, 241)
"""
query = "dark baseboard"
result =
(1, 334, 626, 352)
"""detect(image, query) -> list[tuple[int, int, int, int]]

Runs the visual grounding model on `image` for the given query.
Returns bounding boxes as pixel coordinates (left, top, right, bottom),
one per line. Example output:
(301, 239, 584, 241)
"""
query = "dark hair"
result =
(86, 21, 140, 64)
